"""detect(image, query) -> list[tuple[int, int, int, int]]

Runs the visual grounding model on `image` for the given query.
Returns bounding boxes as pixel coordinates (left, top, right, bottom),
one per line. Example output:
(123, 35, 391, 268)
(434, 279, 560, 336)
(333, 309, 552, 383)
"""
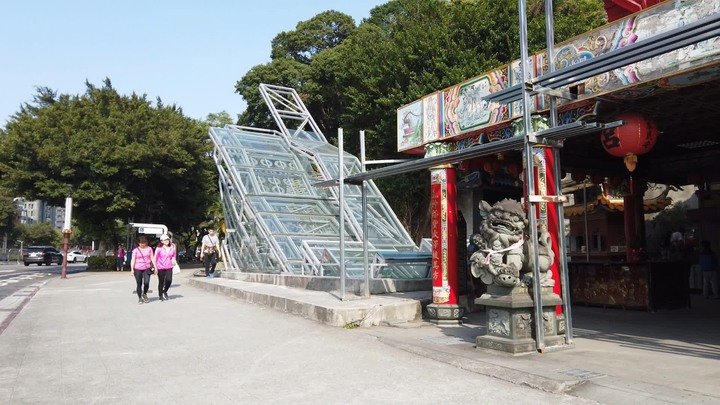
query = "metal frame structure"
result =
(208, 86, 430, 297)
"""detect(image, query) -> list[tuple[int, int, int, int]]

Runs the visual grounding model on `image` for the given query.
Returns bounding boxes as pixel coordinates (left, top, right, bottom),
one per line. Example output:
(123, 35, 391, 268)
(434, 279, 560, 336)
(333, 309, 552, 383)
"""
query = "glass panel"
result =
(263, 198, 331, 215)
(287, 128, 324, 142)
(257, 214, 283, 234)
(253, 169, 316, 196)
(209, 123, 422, 279)
(276, 215, 339, 236)
(248, 197, 269, 211)
(234, 169, 257, 194)
(246, 153, 299, 171)
(238, 134, 288, 153)
(223, 147, 247, 165)
(274, 236, 302, 260)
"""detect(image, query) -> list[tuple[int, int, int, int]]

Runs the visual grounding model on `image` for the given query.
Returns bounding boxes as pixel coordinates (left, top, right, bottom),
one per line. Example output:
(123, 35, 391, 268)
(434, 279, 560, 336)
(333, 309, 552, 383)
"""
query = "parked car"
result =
(62, 250, 88, 263)
(23, 246, 63, 266)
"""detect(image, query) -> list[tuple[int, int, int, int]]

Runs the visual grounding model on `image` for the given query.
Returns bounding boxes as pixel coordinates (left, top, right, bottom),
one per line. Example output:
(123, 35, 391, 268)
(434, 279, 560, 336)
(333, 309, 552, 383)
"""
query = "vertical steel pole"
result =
(583, 180, 590, 262)
(360, 130, 370, 298)
(338, 128, 346, 300)
(545, 0, 557, 130)
(519, 0, 545, 352)
(546, 0, 573, 344)
(61, 197, 72, 279)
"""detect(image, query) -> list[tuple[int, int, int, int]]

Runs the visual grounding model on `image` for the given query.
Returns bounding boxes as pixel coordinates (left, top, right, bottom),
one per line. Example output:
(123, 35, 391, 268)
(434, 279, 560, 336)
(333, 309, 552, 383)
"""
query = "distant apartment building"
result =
(13, 197, 64, 230)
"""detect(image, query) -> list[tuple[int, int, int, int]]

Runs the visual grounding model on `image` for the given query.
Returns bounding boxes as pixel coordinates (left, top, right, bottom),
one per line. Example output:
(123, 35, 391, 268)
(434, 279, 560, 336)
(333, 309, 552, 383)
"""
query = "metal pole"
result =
(17, 240, 23, 265)
(338, 128, 346, 300)
(546, 0, 573, 344)
(583, 180, 590, 262)
(545, 0, 557, 129)
(360, 130, 370, 298)
(61, 232, 70, 279)
(519, 0, 545, 352)
(61, 196, 72, 279)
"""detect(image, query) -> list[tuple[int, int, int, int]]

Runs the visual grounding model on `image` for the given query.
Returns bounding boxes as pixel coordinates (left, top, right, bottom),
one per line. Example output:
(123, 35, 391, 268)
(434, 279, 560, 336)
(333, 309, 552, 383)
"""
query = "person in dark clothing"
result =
(698, 240, 719, 299)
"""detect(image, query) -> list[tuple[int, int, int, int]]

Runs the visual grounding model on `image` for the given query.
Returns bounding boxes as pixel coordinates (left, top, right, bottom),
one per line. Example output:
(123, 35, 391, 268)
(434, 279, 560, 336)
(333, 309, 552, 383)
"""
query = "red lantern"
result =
(601, 112, 658, 172)
(482, 160, 494, 174)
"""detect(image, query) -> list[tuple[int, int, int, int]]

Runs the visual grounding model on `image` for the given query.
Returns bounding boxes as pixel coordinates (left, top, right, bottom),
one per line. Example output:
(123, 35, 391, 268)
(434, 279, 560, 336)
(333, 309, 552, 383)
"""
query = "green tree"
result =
(18, 222, 62, 246)
(271, 10, 357, 64)
(234, 0, 606, 239)
(235, 57, 311, 129)
(0, 79, 216, 243)
(205, 111, 236, 127)
(0, 195, 19, 239)
(235, 11, 357, 132)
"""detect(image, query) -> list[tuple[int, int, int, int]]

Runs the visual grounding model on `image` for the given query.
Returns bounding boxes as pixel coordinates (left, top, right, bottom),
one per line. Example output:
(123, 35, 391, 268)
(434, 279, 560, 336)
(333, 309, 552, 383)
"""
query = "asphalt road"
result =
(0, 262, 86, 300)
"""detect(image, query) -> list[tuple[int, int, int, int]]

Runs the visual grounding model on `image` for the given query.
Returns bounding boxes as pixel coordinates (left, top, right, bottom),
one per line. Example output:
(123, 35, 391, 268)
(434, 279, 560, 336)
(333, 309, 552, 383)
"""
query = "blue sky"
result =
(0, 0, 387, 126)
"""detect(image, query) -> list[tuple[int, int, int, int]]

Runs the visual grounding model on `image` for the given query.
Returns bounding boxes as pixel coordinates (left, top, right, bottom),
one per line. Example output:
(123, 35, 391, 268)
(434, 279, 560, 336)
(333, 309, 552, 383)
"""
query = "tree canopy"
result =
(19, 222, 62, 246)
(0, 195, 19, 238)
(234, 0, 606, 239)
(0, 79, 217, 242)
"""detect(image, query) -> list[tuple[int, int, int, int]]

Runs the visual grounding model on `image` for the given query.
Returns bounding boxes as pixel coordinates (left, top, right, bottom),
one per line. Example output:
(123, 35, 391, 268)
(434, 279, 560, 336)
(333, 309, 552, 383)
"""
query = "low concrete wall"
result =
(188, 277, 425, 327)
(222, 272, 432, 294)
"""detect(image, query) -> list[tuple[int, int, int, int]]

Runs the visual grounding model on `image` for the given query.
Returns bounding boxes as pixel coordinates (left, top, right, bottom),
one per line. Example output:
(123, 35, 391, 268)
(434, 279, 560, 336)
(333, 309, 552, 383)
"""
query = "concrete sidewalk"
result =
(186, 272, 720, 405)
(1, 268, 718, 404)
(0, 270, 600, 405)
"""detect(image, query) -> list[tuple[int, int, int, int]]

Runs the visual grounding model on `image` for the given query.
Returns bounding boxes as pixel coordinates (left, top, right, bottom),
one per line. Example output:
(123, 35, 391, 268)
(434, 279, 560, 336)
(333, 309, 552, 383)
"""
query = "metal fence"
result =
(0, 248, 22, 264)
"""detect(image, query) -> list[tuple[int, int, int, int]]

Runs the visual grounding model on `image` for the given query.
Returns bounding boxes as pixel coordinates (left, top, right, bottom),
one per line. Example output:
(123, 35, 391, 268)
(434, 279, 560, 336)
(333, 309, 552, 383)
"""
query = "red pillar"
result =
(427, 165, 464, 323)
(530, 147, 562, 312)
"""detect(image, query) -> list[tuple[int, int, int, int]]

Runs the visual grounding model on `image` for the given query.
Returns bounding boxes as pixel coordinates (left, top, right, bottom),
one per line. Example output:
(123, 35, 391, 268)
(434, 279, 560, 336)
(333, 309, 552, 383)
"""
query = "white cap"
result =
(159, 234, 170, 241)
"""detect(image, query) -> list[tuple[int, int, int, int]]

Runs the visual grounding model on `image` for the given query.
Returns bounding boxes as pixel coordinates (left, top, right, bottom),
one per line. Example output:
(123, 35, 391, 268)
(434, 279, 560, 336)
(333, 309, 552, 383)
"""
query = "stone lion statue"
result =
(469, 199, 555, 288)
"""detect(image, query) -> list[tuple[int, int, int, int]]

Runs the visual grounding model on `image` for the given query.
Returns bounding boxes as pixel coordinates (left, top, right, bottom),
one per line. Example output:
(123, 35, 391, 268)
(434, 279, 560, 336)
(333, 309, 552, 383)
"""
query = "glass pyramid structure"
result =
(208, 84, 430, 279)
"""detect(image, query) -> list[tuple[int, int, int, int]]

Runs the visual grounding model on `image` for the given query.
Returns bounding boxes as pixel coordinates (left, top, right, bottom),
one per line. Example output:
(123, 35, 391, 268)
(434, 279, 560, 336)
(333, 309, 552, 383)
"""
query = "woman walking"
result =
(115, 244, 126, 271)
(130, 236, 154, 304)
(153, 234, 176, 301)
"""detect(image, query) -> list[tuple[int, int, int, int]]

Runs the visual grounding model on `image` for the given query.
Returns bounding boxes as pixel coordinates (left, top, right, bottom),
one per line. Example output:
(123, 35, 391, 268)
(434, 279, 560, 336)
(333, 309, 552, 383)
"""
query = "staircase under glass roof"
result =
(208, 84, 430, 279)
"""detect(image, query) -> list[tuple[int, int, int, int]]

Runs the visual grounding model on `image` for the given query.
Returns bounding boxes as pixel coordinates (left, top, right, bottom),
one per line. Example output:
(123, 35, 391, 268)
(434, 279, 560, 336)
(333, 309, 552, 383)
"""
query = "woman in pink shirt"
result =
(130, 236, 154, 304)
(115, 244, 126, 271)
(152, 234, 176, 301)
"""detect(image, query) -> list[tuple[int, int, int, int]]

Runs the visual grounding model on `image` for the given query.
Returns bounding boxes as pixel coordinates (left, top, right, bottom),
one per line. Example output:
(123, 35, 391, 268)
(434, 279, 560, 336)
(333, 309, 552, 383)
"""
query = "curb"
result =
(368, 332, 584, 395)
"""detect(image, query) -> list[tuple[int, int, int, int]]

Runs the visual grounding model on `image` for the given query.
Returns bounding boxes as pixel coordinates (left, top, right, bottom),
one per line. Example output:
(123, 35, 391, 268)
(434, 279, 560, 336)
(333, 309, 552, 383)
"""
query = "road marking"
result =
(0, 286, 40, 336)
(0, 273, 47, 286)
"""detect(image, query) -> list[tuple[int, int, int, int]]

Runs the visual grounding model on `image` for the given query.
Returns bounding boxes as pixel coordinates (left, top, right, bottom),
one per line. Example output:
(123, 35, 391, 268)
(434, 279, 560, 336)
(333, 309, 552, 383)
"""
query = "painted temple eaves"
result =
(396, 0, 720, 154)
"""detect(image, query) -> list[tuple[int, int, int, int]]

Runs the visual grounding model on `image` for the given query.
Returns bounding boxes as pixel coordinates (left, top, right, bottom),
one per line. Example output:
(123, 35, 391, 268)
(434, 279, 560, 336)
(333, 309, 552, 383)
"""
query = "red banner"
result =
(430, 167, 458, 305)
(532, 147, 562, 313)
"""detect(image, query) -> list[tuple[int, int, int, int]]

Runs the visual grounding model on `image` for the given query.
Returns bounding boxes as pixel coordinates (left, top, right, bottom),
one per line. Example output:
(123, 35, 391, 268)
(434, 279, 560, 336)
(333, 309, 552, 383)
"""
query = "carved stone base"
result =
(426, 303, 465, 325)
(474, 285, 568, 354)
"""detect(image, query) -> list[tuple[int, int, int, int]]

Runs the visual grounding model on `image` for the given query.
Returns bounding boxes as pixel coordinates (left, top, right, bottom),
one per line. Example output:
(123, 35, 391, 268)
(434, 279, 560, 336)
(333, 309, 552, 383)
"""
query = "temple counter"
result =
(568, 261, 691, 311)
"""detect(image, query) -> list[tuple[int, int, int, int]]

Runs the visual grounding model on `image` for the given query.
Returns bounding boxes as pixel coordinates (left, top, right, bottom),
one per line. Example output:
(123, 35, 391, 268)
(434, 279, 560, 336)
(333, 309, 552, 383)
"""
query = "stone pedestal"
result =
(475, 285, 566, 354)
(426, 303, 464, 325)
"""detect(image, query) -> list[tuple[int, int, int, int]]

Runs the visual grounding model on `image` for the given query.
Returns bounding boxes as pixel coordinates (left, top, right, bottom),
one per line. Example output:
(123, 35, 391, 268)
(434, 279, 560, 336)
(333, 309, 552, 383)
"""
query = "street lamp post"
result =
(17, 240, 23, 264)
(61, 197, 72, 279)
